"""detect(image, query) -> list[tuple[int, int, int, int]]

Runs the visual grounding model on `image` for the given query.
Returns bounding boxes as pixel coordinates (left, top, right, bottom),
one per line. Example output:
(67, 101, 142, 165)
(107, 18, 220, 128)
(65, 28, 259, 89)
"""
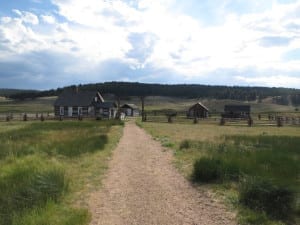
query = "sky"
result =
(1, 0, 300, 90)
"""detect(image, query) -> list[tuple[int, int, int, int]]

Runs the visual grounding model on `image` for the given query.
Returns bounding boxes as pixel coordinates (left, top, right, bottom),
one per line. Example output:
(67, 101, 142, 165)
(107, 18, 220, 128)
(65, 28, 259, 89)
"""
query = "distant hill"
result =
(4, 82, 300, 106)
(0, 89, 39, 97)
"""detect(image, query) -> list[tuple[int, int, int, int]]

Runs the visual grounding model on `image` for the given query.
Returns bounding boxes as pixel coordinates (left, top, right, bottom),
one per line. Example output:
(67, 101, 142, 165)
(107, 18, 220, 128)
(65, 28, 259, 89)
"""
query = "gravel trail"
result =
(89, 122, 236, 225)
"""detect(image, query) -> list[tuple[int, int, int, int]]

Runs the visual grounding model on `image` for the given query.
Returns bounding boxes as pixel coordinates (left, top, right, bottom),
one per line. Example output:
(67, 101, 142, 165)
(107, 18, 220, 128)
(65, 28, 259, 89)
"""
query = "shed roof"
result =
(95, 102, 117, 108)
(54, 91, 104, 106)
(189, 102, 209, 111)
(121, 103, 139, 109)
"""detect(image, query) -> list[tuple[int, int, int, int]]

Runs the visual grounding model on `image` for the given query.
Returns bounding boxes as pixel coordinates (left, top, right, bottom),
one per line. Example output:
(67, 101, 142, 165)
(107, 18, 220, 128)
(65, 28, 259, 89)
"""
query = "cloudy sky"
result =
(1, 0, 300, 90)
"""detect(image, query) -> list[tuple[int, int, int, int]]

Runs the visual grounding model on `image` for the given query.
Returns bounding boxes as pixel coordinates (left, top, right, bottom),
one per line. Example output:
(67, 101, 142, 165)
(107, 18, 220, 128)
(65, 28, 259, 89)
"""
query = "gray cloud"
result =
(126, 32, 157, 65)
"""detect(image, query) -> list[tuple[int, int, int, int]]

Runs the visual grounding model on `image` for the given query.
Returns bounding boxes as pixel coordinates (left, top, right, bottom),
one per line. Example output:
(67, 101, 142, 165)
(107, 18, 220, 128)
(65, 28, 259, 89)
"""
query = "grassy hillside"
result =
(0, 89, 38, 97)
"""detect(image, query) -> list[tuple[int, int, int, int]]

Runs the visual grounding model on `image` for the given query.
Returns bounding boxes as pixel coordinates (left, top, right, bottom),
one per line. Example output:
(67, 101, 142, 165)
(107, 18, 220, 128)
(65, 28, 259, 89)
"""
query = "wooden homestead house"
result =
(222, 105, 251, 119)
(54, 90, 117, 119)
(121, 104, 140, 117)
(187, 102, 209, 118)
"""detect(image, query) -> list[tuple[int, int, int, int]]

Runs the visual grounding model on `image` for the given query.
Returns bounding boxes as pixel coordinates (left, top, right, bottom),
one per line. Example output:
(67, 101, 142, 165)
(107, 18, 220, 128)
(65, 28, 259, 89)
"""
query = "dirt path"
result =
(89, 122, 236, 225)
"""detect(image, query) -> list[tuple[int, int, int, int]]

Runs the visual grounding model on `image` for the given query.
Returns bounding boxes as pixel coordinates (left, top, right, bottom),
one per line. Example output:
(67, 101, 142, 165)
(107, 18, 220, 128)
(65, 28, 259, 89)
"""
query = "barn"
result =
(54, 90, 117, 119)
(222, 105, 251, 119)
(187, 102, 209, 118)
(121, 104, 140, 117)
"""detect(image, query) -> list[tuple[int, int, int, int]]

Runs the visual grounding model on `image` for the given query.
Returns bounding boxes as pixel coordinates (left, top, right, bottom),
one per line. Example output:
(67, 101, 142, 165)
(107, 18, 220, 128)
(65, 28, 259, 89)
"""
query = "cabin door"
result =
(68, 107, 73, 117)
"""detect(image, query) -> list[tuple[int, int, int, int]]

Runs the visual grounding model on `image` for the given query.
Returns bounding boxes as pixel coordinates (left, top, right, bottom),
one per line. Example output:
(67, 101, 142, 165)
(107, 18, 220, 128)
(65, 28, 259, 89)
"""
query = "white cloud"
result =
(41, 15, 56, 24)
(235, 75, 300, 88)
(1, 0, 300, 88)
(12, 9, 39, 25)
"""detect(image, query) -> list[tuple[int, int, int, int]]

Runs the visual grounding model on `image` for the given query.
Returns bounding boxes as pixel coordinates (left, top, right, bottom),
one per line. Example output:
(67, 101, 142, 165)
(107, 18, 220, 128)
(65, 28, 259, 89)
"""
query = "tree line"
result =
(4, 82, 300, 105)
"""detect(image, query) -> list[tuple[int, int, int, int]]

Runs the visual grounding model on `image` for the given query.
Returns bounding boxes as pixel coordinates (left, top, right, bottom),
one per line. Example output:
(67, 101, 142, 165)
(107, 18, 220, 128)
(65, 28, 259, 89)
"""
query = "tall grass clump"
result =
(192, 157, 223, 182)
(11, 201, 90, 225)
(190, 135, 299, 223)
(192, 157, 240, 182)
(239, 177, 295, 220)
(0, 157, 67, 225)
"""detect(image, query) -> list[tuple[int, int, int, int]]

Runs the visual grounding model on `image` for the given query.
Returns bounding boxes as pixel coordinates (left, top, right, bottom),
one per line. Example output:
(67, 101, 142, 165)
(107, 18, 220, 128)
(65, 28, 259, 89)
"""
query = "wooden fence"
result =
(142, 111, 300, 127)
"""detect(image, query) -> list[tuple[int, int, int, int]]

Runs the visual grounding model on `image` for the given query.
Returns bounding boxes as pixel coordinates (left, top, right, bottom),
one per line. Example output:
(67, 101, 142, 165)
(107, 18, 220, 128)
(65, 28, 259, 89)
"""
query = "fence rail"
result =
(142, 111, 300, 127)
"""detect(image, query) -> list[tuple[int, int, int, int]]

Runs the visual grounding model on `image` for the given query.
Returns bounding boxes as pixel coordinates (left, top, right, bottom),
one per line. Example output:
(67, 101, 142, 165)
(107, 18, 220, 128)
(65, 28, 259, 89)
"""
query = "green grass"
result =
(0, 96, 56, 113)
(0, 120, 123, 225)
(138, 121, 300, 225)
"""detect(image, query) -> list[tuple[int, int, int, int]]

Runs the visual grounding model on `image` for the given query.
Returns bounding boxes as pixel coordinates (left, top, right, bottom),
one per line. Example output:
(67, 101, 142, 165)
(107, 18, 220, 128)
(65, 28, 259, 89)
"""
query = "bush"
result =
(179, 139, 192, 149)
(192, 157, 241, 183)
(222, 160, 240, 181)
(192, 157, 223, 182)
(239, 177, 294, 220)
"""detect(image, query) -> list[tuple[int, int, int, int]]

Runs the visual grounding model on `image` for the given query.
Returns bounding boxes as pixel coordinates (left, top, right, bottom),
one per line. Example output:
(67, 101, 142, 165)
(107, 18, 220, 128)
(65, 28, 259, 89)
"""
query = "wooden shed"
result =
(222, 105, 251, 119)
(187, 102, 209, 118)
(121, 104, 140, 117)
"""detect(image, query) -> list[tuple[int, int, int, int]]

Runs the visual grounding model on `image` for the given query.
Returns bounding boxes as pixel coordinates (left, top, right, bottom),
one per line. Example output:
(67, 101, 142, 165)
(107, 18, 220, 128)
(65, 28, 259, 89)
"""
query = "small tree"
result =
(166, 112, 177, 123)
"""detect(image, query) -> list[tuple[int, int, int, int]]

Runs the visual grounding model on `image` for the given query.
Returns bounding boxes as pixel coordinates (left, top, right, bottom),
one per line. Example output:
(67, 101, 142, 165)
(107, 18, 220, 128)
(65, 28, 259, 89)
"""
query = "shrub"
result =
(222, 160, 240, 181)
(192, 157, 223, 182)
(179, 139, 192, 149)
(239, 177, 294, 220)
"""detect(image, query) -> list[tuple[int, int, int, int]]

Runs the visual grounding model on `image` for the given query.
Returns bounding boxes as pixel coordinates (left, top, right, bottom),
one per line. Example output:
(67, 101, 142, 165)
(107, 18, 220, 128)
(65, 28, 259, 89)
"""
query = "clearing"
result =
(89, 122, 236, 225)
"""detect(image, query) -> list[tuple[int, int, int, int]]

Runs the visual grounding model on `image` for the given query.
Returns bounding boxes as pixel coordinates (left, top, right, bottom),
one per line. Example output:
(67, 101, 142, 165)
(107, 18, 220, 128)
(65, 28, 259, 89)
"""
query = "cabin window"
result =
(60, 107, 64, 115)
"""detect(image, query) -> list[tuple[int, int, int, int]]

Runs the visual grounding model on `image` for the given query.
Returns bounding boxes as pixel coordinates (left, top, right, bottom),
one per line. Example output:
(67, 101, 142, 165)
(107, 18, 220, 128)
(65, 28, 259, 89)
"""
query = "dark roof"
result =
(95, 102, 117, 108)
(121, 103, 139, 109)
(54, 91, 103, 106)
(224, 105, 250, 112)
(189, 102, 209, 111)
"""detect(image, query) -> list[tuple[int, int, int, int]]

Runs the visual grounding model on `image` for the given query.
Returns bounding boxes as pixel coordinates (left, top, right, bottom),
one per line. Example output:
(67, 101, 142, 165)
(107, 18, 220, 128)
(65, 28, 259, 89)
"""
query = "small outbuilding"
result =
(95, 102, 118, 119)
(187, 102, 209, 118)
(121, 104, 140, 117)
(222, 105, 251, 119)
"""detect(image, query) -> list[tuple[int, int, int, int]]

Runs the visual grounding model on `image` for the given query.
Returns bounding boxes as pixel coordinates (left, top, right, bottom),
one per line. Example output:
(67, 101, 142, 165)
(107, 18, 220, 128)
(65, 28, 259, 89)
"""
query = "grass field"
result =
(1, 96, 299, 224)
(0, 97, 56, 113)
(138, 120, 300, 225)
(0, 120, 123, 225)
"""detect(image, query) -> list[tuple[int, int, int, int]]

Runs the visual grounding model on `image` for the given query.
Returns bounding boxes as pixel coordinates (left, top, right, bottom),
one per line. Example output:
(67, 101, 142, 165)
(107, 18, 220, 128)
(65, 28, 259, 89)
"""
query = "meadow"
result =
(1, 95, 299, 224)
(0, 97, 55, 114)
(138, 121, 300, 225)
(0, 120, 123, 225)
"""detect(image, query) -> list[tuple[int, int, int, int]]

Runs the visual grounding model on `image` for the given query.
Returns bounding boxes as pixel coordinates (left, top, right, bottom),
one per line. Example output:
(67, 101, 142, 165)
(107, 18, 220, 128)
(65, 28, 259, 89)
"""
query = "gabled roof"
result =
(121, 103, 139, 109)
(54, 91, 104, 106)
(95, 102, 117, 108)
(224, 105, 250, 112)
(189, 102, 209, 111)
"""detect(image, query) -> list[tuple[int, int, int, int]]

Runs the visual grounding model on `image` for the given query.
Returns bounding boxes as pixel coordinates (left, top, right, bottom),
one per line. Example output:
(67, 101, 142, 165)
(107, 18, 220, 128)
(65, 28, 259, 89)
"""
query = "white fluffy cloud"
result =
(1, 0, 300, 88)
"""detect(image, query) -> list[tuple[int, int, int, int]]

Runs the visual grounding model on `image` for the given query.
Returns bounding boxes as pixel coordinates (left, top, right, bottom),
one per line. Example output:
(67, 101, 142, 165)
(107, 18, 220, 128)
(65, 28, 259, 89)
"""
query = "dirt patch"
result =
(89, 122, 236, 225)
